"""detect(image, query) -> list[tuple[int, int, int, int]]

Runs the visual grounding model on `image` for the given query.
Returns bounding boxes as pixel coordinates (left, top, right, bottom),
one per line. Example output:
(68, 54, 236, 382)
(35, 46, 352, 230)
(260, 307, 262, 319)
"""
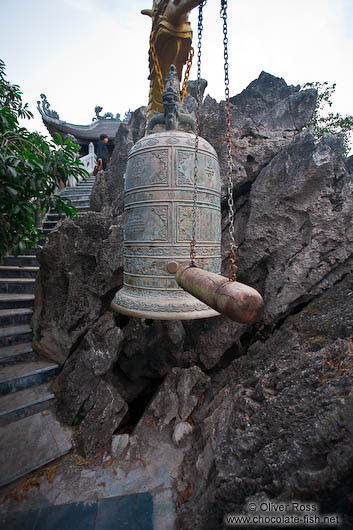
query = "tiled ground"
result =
(0, 492, 153, 530)
(0, 431, 181, 530)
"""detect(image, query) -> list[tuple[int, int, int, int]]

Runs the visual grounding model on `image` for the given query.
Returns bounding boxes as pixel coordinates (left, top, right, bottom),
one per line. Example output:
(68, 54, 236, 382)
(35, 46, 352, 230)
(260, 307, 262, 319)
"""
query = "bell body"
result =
(112, 130, 222, 320)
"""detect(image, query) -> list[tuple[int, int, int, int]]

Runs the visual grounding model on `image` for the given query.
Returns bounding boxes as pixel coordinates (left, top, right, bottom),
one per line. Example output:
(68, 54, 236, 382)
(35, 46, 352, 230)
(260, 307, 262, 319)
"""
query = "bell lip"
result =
(111, 300, 220, 320)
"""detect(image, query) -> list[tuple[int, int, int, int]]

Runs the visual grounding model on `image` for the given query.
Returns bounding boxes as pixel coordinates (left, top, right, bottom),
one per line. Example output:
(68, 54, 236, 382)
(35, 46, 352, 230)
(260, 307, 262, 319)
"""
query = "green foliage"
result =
(302, 81, 353, 155)
(0, 59, 89, 256)
(72, 411, 86, 426)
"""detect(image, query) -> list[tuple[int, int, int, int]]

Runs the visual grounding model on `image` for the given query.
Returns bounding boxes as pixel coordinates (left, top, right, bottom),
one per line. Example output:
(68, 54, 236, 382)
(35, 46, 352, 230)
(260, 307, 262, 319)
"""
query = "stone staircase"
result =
(0, 177, 96, 487)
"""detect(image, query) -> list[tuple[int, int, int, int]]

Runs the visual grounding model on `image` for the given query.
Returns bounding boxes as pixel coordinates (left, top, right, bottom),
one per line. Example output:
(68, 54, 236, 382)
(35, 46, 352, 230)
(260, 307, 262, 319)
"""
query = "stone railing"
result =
(68, 142, 96, 187)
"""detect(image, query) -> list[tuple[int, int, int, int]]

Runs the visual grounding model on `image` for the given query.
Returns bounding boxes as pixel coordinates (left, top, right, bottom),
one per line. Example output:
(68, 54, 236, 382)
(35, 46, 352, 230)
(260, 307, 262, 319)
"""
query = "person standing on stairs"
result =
(96, 134, 109, 171)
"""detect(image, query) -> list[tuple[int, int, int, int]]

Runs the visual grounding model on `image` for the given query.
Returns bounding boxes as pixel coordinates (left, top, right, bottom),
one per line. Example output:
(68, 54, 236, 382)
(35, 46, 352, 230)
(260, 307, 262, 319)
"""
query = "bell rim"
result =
(111, 300, 220, 321)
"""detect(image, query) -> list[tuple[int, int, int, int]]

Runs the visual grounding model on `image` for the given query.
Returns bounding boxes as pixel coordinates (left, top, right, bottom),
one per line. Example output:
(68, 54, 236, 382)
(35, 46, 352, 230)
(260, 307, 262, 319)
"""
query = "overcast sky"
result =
(1, 0, 353, 144)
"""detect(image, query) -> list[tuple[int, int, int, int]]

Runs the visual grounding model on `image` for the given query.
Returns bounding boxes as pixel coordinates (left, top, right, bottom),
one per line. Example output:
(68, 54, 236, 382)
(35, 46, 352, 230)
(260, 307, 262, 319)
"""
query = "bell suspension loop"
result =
(190, 0, 207, 266)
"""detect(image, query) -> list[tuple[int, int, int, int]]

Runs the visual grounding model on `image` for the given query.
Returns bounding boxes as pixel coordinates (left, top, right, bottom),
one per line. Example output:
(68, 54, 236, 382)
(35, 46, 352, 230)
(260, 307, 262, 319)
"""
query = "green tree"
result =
(0, 60, 89, 256)
(302, 81, 353, 155)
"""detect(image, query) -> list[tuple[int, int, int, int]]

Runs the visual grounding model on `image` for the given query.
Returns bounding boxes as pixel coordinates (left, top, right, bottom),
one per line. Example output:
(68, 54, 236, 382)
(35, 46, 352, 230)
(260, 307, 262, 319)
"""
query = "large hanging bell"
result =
(112, 128, 222, 320)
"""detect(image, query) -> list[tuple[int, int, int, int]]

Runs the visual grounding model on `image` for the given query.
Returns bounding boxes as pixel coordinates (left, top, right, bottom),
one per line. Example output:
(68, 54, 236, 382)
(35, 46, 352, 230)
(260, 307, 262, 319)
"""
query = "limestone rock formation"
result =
(76, 379, 128, 458)
(32, 71, 353, 526)
(239, 130, 353, 322)
(136, 366, 210, 433)
(177, 275, 353, 529)
(32, 212, 123, 364)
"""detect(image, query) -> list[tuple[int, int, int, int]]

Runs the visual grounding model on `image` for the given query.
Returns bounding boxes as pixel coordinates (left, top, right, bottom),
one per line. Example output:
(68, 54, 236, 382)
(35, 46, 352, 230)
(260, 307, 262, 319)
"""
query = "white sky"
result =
(1, 0, 353, 144)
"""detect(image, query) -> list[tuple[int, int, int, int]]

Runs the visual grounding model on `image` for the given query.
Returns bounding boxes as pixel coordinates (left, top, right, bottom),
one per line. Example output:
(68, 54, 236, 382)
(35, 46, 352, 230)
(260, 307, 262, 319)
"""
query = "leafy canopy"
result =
(0, 59, 89, 256)
(302, 81, 353, 155)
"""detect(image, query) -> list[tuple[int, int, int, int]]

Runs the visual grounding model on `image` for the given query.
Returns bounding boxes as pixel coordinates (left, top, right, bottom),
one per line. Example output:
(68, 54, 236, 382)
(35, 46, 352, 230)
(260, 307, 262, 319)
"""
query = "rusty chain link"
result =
(180, 47, 194, 102)
(150, 37, 165, 95)
(190, 0, 207, 266)
(220, 0, 237, 282)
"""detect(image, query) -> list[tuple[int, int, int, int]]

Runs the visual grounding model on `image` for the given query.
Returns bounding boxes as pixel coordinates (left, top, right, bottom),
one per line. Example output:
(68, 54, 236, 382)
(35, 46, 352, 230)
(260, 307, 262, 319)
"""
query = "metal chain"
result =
(180, 47, 195, 102)
(150, 36, 165, 96)
(190, 0, 207, 266)
(220, 0, 237, 282)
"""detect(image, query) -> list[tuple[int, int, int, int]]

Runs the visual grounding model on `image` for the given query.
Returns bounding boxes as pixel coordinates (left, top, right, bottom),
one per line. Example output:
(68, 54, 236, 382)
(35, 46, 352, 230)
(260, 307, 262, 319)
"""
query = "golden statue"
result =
(142, 0, 203, 126)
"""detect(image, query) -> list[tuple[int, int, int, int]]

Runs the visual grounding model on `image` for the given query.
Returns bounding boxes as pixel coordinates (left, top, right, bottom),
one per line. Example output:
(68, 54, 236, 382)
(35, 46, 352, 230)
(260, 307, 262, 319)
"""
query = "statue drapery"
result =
(142, 0, 203, 122)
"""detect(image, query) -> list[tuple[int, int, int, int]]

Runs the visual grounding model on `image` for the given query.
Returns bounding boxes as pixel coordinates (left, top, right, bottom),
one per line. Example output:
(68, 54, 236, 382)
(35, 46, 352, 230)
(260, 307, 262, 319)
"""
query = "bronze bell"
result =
(112, 67, 222, 320)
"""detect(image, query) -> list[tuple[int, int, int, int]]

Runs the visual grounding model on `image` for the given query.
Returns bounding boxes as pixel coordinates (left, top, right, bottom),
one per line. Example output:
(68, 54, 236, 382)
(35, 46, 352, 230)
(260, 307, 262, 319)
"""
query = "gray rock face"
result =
(32, 212, 123, 364)
(136, 366, 210, 433)
(239, 130, 353, 322)
(177, 276, 353, 529)
(33, 71, 353, 523)
(201, 71, 317, 196)
(55, 312, 124, 423)
(75, 380, 128, 458)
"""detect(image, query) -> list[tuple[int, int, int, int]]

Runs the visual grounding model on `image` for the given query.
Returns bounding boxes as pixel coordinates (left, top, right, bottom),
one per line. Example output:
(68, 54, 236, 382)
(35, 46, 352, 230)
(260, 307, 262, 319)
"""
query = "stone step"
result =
(0, 265, 39, 279)
(0, 308, 33, 327)
(0, 278, 36, 295)
(0, 360, 59, 396)
(0, 382, 54, 426)
(2, 255, 38, 267)
(0, 293, 35, 310)
(0, 293, 34, 309)
(70, 181, 94, 186)
(0, 410, 72, 487)
(42, 229, 54, 236)
(63, 183, 93, 188)
(68, 198, 90, 205)
(62, 186, 93, 193)
(61, 190, 93, 197)
(0, 324, 33, 348)
(46, 213, 62, 221)
(61, 189, 92, 195)
(22, 247, 42, 255)
(62, 196, 90, 204)
(0, 342, 33, 363)
(42, 220, 58, 231)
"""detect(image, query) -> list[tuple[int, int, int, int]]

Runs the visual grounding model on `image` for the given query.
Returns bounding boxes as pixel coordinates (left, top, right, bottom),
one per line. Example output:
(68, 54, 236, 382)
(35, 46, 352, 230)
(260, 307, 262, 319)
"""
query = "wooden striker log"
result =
(174, 263, 264, 323)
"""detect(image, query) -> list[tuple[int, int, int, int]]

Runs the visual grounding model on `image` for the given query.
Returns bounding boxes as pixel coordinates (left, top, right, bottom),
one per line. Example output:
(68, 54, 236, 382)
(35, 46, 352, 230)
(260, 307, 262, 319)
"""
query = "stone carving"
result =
(36, 94, 60, 120)
(147, 65, 196, 133)
(93, 106, 120, 121)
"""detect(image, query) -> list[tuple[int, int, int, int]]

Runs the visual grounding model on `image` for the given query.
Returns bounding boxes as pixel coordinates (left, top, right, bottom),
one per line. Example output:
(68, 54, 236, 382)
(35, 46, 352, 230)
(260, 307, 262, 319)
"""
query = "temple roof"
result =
(37, 94, 127, 145)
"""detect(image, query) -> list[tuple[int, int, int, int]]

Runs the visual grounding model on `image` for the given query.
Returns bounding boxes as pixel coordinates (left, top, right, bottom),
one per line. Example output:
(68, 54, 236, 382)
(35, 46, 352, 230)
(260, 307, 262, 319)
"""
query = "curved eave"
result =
(39, 112, 120, 145)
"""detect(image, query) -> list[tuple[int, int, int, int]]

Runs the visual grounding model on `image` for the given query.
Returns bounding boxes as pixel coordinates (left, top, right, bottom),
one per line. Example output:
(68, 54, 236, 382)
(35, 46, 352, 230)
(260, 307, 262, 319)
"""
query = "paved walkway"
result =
(0, 431, 181, 530)
(0, 492, 153, 530)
